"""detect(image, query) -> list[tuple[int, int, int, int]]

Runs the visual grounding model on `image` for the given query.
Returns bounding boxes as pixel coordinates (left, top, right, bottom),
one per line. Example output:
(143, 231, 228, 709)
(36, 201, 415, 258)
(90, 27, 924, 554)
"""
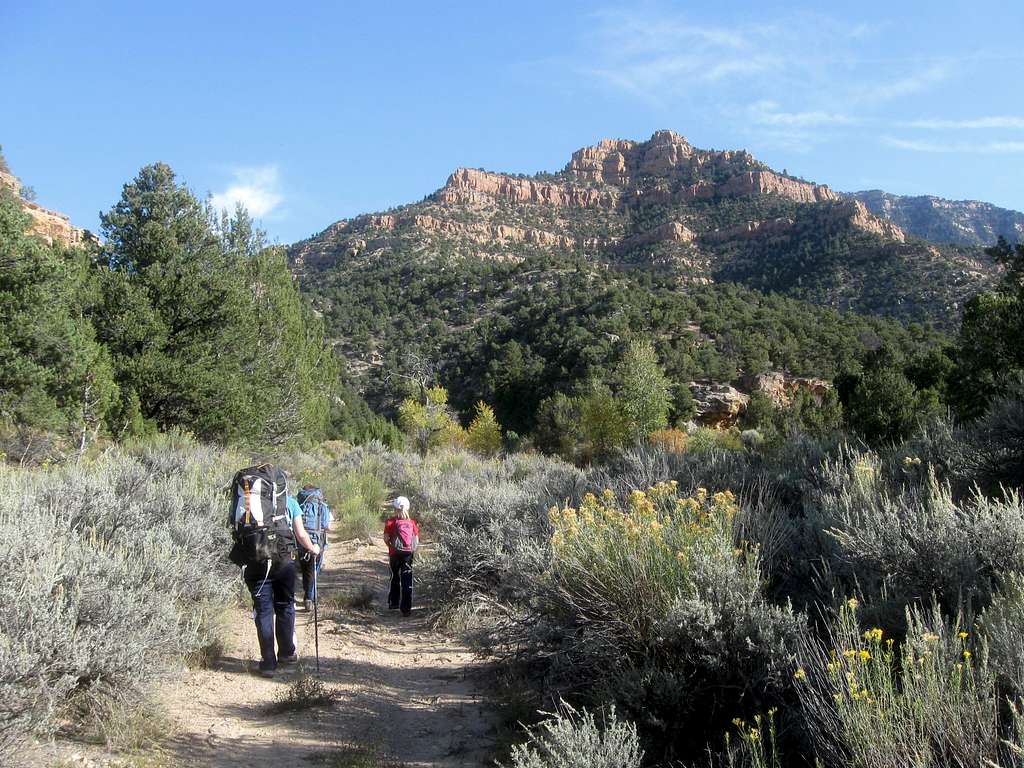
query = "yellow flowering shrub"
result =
(547, 482, 746, 646)
(796, 601, 998, 767)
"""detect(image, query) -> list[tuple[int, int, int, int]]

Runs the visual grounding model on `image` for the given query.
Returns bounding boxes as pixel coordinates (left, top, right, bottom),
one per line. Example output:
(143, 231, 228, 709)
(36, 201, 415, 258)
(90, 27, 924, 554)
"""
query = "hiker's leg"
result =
(299, 554, 314, 601)
(400, 553, 414, 614)
(388, 553, 401, 609)
(272, 560, 298, 658)
(246, 565, 276, 671)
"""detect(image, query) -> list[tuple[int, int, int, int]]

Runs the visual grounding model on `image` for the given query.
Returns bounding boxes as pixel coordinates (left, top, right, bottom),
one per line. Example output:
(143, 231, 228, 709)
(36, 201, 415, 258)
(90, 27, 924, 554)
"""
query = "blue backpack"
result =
(297, 486, 330, 547)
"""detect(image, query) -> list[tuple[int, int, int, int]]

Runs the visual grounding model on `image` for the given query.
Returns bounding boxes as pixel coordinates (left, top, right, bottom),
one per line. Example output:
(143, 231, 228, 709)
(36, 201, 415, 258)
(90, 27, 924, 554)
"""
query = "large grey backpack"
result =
(227, 464, 295, 567)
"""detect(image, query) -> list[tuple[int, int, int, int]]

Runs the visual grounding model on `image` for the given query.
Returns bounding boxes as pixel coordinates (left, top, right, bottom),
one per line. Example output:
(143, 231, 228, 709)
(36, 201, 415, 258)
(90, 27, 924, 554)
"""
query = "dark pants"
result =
(245, 559, 297, 671)
(299, 551, 320, 601)
(389, 552, 414, 614)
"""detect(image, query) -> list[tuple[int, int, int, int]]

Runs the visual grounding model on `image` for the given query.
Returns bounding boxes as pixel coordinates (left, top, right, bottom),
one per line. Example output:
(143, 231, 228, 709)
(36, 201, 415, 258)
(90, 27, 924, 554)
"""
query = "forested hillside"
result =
(288, 130, 999, 433)
(291, 131, 996, 327)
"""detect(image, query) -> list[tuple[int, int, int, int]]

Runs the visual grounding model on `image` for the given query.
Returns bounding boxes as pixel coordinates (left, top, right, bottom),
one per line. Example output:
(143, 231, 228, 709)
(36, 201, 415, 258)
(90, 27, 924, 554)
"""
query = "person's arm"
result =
(383, 518, 393, 545)
(293, 516, 320, 555)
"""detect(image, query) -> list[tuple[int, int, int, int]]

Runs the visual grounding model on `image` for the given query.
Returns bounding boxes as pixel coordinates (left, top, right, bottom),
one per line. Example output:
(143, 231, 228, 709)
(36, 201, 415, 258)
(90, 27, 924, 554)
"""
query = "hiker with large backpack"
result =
(297, 485, 332, 611)
(383, 496, 419, 616)
(227, 464, 321, 678)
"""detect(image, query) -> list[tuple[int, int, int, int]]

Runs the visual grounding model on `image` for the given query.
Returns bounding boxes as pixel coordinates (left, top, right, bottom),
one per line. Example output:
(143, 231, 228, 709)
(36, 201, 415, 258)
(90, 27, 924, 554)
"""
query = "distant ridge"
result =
(291, 129, 997, 326)
(846, 189, 1023, 247)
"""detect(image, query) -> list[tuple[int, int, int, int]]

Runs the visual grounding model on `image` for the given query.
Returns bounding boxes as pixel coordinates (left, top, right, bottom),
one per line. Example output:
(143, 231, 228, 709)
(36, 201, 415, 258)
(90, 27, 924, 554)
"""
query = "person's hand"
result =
(310, 544, 321, 557)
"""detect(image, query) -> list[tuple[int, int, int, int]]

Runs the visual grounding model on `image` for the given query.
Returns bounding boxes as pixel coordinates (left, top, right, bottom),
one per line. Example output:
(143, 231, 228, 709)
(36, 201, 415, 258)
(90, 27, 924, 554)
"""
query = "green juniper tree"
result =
(949, 237, 1024, 420)
(94, 163, 334, 445)
(0, 185, 117, 441)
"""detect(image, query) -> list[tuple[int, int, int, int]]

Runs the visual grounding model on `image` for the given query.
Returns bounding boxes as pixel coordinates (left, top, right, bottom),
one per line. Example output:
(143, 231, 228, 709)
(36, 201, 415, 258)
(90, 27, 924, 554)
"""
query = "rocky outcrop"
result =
(437, 168, 618, 209)
(848, 190, 1024, 246)
(615, 221, 696, 253)
(745, 371, 832, 408)
(358, 212, 586, 249)
(833, 200, 906, 242)
(0, 170, 90, 247)
(717, 171, 837, 204)
(702, 217, 795, 244)
(690, 383, 750, 429)
(567, 138, 638, 185)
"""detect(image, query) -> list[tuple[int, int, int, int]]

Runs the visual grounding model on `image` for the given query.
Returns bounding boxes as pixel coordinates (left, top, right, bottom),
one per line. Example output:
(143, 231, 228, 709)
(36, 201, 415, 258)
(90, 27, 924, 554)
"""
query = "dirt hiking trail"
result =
(161, 541, 498, 767)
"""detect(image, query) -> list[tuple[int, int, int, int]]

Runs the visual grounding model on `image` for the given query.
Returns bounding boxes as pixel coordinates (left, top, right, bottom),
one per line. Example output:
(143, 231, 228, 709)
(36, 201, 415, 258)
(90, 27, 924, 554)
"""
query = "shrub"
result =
(647, 428, 687, 454)
(466, 401, 503, 457)
(543, 483, 803, 758)
(688, 426, 744, 454)
(979, 572, 1024, 698)
(533, 392, 584, 462)
(397, 450, 584, 621)
(504, 703, 643, 768)
(267, 675, 337, 714)
(796, 601, 1007, 768)
(0, 442, 237, 759)
(330, 468, 388, 541)
(821, 459, 1024, 625)
(546, 484, 741, 654)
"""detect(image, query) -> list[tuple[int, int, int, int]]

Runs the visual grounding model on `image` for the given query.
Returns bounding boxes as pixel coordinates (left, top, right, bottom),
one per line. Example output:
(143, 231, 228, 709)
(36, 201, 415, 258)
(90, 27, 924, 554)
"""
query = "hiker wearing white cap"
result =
(383, 496, 419, 616)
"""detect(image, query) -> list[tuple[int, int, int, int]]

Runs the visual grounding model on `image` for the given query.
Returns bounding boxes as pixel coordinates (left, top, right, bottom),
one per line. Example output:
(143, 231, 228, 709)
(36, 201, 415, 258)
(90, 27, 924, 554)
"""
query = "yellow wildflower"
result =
(963, 650, 972, 660)
(958, 631, 969, 640)
(859, 650, 871, 662)
(846, 597, 860, 610)
(863, 628, 884, 643)
(794, 668, 807, 681)
(843, 649, 857, 658)
(922, 632, 940, 643)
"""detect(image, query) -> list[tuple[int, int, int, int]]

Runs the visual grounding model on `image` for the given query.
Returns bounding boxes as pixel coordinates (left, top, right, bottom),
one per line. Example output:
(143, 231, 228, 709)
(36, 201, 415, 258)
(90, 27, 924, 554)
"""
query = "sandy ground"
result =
(26, 541, 498, 767)
(161, 540, 497, 768)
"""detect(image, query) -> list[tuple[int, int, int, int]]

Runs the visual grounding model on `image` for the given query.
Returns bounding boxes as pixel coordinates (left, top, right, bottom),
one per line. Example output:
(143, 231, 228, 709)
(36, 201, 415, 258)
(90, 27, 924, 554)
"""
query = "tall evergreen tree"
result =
(95, 164, 335, 445)
(0, 186, 117, 440)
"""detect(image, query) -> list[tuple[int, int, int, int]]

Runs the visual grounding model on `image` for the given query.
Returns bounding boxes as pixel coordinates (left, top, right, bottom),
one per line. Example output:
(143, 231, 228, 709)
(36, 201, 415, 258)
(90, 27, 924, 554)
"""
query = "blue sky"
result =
(2, 0, 1022, 244)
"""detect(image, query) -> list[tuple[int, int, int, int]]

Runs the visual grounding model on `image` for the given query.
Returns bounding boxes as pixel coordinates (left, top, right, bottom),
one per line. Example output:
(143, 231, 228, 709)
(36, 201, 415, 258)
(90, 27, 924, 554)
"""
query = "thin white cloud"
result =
(904, 116, 1024, 130)
(579, 9, 788, 100)
(210, 165, 283, 218)
(854, 62, 952, 104)
(749, 100, 856, 128)
(883, 136, 1024, 153)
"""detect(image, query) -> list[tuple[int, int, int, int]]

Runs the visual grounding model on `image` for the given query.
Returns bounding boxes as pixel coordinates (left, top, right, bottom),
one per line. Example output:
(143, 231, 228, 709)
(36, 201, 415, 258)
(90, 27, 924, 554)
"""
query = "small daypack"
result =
(390, 518, 419, 553)
(227, 464, 296, 568)
(297, 486, 330, 546)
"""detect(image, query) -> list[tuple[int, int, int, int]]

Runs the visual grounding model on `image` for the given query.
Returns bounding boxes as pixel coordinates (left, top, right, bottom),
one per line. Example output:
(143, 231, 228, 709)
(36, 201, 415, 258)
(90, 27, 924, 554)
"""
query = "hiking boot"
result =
(279, 654, 298, 665)
(303, 600, 311, 612)
(401, 609, 411, 617)
(258, 668, 275, 678)
(388, 603, 399, 610)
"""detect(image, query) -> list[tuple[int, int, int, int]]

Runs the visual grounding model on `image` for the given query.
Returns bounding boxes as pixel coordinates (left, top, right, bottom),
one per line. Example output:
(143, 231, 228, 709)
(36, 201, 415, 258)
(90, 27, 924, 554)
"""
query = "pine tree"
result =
(0, 186, 117, 440)
(95, 164, 335, 445)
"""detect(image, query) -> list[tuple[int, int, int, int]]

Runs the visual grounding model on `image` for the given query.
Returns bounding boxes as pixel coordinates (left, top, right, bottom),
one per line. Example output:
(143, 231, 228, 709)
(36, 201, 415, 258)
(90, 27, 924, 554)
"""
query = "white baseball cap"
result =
(391, 496, 410, 512)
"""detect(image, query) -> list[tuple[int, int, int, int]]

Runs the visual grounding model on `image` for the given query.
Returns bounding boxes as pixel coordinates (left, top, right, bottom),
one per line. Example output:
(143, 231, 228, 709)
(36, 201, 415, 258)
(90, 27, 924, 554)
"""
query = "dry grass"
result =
(266, 675, 338, 715)
(304, 745, 408, 768)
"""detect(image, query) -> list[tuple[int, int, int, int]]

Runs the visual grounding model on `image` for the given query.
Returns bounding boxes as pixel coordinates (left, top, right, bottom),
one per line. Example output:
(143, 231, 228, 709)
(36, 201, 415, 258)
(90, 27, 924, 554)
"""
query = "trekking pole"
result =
(312, 561, 320, 674)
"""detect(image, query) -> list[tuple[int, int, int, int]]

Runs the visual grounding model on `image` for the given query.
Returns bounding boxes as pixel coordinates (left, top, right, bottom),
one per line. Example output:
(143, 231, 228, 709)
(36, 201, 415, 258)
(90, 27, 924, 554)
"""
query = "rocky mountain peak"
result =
(565, 130, 698, 185)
